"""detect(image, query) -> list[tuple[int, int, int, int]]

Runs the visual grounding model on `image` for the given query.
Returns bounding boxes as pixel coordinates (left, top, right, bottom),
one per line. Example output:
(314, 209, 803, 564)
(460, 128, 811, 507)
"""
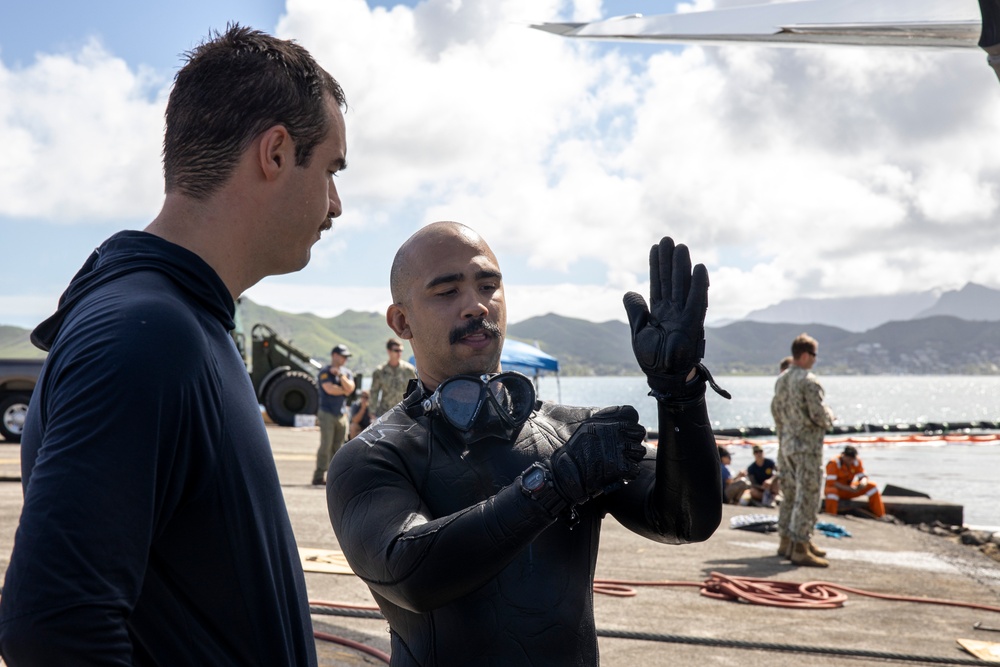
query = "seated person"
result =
(348, 389, 374, 440)
(824, 445, 885, 517)
(746, 444, 779, 507)
(718, 446, 750, 505)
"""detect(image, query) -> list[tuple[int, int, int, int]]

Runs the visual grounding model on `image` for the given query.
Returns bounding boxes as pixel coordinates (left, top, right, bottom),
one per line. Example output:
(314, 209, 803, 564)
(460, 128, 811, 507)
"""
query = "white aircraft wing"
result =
(532, 0, 1000, 78)
(531, 0, 979, 47)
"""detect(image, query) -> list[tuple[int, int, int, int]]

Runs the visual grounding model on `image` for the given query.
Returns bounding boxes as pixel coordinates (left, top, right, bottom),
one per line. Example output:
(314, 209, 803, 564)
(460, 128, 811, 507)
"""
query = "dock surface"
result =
(2, 426, 1000, 666)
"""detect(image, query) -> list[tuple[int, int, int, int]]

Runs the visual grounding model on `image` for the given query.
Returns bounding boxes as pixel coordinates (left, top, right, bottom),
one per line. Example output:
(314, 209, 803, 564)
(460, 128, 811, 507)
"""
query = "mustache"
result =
(449, 319, 502, 345)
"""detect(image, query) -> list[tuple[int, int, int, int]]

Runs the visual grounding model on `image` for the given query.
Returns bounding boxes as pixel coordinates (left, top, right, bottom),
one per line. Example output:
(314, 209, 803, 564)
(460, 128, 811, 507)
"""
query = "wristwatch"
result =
(519, 463, 566, 517)
(520, 463, 549, 499)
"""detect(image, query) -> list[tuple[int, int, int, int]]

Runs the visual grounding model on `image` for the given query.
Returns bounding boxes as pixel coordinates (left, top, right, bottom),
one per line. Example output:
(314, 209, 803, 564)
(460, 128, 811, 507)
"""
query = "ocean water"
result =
(533, 374, 1000, 528)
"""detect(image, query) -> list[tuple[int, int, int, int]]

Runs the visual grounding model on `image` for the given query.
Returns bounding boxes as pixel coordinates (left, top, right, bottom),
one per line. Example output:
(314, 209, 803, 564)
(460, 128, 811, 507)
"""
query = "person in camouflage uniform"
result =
(771, 333, 835, 567)
(369, 337, 417, 417)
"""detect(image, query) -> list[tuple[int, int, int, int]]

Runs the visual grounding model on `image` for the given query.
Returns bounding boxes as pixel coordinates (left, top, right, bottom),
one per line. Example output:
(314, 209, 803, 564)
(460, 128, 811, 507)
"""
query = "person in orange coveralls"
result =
(824, 445, 885, 517)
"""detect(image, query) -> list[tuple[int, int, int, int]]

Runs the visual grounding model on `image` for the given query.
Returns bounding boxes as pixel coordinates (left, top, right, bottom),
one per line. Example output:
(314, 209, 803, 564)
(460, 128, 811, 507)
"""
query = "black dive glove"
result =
(623, 236, 729, 403)
(549, 406, 647, 507)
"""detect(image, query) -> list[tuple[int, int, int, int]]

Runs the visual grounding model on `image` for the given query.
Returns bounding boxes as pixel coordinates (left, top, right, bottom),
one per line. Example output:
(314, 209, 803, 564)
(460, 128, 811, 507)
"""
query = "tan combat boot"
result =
(790, 541, 829, 567)
(777, 535, 791, 558)
(807, 540, 827, 557)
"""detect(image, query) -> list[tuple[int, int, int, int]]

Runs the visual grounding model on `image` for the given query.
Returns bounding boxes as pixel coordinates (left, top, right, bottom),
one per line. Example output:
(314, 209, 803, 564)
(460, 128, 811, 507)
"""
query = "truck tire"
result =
(264, 371, 318, 427)
(0, 393, 31, 443)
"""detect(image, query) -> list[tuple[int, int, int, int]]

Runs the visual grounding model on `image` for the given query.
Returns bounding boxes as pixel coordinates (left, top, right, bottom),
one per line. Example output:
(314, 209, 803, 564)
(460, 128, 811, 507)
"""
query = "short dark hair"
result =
(842, 445, 858, 458)
(386, 337, 403, 350)
(717, 446, 731, 459)
(791, 333, 817, 359)
(163, 24, 346, 199)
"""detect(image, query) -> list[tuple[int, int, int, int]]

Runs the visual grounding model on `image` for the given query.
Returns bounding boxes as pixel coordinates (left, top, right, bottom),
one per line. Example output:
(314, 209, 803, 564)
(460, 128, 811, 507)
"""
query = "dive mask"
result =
(421, 371, 536, 441)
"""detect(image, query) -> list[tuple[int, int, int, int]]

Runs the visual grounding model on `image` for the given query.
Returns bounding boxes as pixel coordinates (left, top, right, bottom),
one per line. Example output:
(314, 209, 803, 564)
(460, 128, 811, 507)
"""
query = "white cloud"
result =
(0, 39, 166, 222)
(6, 0, 1000, 330)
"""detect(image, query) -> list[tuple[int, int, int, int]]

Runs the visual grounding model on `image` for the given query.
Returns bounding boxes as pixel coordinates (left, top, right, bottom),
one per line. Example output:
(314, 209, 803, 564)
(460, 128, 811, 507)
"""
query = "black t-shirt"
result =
(747, 457, 777, 486)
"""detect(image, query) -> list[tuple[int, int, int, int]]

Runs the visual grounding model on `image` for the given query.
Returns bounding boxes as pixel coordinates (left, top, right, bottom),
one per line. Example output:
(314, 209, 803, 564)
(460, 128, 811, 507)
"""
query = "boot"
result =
(807, 540, 827, 557)
(777, 535, 791, 558)
(790, 541, 829, 567)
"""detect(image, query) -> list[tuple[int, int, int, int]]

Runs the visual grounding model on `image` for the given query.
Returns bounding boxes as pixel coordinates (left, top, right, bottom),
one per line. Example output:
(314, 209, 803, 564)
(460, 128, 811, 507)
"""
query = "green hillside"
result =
(4, 302, 999, 375)
(0, 326, 47, 359)
(237, 298, 408, 375)
(508, 314, 632, 375)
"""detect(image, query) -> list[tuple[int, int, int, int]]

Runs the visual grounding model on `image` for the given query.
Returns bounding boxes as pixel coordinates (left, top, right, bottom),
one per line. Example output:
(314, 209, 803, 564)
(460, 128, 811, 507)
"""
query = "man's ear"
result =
(386, 304, 412, 339)
(258, 124, 293, 181)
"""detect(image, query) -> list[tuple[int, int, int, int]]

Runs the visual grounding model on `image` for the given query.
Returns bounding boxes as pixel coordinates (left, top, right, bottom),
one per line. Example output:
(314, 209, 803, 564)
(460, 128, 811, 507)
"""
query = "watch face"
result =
(524, 467, 546, 491)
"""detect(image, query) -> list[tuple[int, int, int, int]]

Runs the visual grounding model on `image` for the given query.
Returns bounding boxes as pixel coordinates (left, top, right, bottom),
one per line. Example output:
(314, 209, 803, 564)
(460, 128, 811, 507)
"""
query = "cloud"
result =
(275, 0, 1000, 321)
(0, 39, 167, 222)
(5, 0, 1000, 330)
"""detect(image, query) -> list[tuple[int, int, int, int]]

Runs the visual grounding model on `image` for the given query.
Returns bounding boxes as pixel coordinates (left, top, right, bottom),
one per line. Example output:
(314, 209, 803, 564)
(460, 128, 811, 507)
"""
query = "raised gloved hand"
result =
(623, 237, 719, 402)
(549, 406, 647, 506)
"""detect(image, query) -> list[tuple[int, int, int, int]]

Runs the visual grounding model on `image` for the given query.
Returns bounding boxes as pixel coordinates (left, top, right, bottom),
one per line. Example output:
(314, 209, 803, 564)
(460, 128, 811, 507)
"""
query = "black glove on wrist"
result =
(549, 406, 647, 507)
(623, 236, 729, 402)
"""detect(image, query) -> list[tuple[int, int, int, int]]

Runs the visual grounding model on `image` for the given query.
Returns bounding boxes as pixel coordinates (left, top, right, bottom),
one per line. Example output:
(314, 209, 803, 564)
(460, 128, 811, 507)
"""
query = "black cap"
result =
(717, 445, 731, 459)
(331, 344, 352, 357)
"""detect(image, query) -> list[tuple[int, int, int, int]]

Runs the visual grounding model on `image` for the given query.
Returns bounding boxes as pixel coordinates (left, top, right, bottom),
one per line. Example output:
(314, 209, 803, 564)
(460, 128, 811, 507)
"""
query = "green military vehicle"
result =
(232, 322, 322, 427)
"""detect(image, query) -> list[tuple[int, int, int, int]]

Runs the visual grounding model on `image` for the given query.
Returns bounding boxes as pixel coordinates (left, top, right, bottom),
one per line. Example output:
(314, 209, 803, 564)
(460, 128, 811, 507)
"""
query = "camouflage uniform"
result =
(369, 360, 417, 417)
(771, 367, 835, 543)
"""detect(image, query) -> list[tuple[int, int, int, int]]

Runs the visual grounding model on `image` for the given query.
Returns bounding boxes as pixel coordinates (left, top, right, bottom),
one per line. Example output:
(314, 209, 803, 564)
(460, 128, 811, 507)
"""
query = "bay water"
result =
(534, 374, 1000, 528)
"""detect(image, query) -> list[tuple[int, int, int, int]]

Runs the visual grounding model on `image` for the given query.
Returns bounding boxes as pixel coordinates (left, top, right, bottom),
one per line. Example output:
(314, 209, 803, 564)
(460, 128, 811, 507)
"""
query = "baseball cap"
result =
(331, 344, 352, 357)
(752, 445, 763, 453)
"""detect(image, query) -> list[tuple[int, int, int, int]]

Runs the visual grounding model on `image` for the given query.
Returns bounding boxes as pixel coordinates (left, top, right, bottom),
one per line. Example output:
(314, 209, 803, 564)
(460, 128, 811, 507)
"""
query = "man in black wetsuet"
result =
(327, 221, 727, 666)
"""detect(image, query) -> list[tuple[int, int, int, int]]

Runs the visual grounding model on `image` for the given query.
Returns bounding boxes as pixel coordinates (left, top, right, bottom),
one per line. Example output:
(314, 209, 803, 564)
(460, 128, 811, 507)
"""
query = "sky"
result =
(2, 0, 999, 331)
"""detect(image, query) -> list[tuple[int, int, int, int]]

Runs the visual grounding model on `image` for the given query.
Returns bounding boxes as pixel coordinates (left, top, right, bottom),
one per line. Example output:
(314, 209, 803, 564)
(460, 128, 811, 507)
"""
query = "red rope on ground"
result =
(592, 573, 1000, 613)
(313, 630, 391, 663)
(310, 600, 391, 663)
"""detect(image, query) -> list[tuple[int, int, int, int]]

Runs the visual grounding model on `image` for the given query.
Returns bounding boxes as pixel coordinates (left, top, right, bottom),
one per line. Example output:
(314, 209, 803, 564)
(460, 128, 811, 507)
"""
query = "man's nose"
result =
(329, 183, 343, 219)
(461, 292, 489, 319)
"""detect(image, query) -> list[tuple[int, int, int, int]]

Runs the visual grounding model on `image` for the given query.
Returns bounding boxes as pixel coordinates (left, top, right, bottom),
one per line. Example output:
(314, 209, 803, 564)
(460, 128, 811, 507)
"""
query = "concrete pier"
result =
(2, 425, 1000, 666)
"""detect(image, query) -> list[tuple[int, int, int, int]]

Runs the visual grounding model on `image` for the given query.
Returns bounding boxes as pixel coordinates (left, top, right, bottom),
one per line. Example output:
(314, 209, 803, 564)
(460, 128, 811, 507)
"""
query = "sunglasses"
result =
(421, 372, 535, 431)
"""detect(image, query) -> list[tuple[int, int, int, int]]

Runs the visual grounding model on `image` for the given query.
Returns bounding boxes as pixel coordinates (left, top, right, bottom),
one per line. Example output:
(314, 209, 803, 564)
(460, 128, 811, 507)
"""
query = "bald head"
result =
(390, 221, 497, 305)
(385, 221, 507, 388)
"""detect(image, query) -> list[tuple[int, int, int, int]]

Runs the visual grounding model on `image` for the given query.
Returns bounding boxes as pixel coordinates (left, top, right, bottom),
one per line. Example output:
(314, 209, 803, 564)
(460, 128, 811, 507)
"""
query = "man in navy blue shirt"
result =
(0, 25, 348, 666)
(313, 344, 356, 485)
(746, 444, 780, 507)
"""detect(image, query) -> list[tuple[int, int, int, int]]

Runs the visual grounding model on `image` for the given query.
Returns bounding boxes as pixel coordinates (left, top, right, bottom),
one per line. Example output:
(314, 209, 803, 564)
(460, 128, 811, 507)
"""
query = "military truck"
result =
(229, 297, 361, 426)
(0, 359, 43, 443)
(235, 323, 323, 427)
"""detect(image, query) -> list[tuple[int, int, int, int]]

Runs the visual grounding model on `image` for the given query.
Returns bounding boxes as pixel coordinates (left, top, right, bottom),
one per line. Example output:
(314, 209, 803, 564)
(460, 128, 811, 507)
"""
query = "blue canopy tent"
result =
(501, 339, 560, 402)
(500, 339, 558, 374)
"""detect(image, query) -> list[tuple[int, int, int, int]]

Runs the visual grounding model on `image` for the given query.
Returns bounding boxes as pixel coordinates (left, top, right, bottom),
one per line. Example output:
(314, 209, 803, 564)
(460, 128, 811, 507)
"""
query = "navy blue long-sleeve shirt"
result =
(0, 231, 316, 666)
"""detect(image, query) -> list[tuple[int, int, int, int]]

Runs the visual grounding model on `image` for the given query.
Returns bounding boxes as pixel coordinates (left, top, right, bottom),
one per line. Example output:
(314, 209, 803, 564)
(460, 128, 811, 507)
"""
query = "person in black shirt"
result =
(746, 444, 780, 507)
(0, 25, 347, 666)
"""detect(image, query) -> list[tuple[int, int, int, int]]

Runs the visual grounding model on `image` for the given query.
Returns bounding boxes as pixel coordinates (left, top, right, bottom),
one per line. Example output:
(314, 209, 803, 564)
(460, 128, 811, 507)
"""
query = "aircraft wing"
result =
(531, 0, 981, 49)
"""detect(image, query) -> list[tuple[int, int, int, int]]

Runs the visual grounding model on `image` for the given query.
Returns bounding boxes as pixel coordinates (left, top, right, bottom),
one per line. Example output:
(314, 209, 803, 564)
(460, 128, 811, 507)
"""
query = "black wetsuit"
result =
(0, 231, 316, 665)
(327, 384, 721, 666)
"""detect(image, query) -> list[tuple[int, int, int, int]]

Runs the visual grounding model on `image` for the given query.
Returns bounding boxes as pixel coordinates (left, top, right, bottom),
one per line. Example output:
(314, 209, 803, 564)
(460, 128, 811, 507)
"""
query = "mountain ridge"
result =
(4, 284, 999, 375)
